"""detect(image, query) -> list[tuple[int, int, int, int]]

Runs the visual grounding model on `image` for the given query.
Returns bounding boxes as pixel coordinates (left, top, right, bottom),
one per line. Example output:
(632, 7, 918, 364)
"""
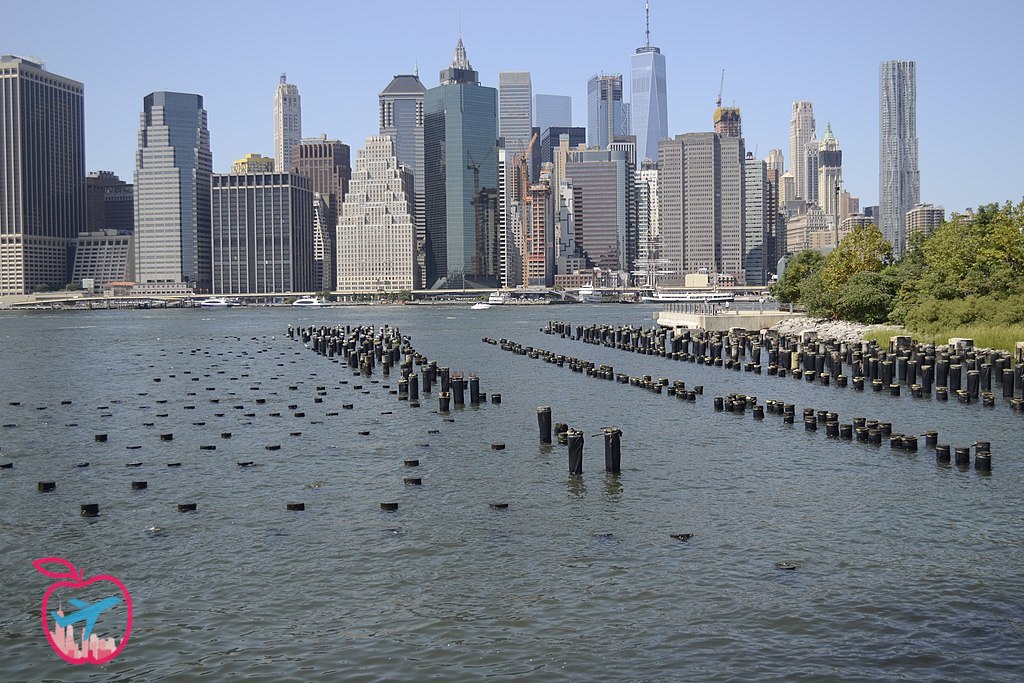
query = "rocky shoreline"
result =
(768, 315, 900, 344)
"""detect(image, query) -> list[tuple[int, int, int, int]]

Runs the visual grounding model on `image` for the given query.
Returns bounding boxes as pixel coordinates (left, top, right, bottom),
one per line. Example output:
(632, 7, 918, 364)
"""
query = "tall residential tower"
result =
(0, 55, 85, 294)
(630, 1, 668, 163)
(879, 60, 919, 258)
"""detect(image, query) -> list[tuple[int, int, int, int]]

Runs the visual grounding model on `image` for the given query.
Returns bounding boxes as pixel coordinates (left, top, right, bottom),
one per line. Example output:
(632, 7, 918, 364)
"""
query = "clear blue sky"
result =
(6, 0, 1023, 212)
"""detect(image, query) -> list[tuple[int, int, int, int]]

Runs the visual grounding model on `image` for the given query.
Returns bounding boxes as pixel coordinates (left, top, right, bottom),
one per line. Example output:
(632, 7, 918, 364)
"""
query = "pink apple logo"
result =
(34, 557, 133, 664)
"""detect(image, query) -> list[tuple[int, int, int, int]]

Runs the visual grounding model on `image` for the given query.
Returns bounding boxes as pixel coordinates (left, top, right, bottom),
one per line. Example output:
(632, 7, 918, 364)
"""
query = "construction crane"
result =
(716, 68, 725, 108)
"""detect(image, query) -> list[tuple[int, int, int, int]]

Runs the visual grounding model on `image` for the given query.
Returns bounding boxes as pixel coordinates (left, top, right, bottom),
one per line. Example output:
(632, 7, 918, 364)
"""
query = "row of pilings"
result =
(713, 392, 993, 473)
(487, 336, 702, 401)
(544, 321, 1024, 409)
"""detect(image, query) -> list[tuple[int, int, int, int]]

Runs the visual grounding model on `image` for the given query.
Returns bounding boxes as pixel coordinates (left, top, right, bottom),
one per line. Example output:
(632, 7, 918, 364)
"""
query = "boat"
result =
(470, 302, 491, 310)
(640, 289, 735, 304)
(487, 291, 508, 305)
(292, 296, 328, 307)
(578, 285, 602, 303)
(199, 297, 240, 308)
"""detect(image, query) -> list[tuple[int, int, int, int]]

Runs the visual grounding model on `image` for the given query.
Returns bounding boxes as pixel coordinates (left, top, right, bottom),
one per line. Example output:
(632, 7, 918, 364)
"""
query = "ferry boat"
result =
(199, 297, 241, 308)
(640, 289, 735, 304)
(578, 285, 602, 303)
(487, 291, 508, 305)
(291, 296, 328, 307)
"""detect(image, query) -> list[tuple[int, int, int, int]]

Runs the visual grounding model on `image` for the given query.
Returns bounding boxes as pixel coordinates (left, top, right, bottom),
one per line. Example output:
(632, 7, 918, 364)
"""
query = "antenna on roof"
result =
(645, 1, 650, 49)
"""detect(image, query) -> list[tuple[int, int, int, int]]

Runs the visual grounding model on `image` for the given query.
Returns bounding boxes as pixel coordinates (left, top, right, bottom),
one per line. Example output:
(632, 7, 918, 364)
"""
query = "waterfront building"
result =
(86, 171, 133, 234)
(210, 171, 314, 294)
(71, 230, 133, 288)
(0, 55, 85, 295)
(534, 94, 572, 132)
(587, 73, 629, 150)
(789, 101, 815, 201)
(423, 36, 499, 289)
(134, 91, 212, 292)
(231, 153, 275, 174)
(906, 202, 944, 240)
(879, 59, 920, 258)
(379, 73, 425, 287)
(630, 1, 668, 162)
(274, 74, 301, 173)
(335, 136, 415, 293)
(659, 132, 746, 284)
(291, 135, 351, 290)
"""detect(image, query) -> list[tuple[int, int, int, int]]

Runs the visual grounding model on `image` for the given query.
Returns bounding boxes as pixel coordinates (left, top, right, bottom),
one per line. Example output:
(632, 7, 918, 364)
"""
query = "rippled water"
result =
(1, 305, 1023, 681)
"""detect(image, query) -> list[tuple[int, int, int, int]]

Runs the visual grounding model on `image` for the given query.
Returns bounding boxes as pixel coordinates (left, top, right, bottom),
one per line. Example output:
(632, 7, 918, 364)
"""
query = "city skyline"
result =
(4, 0, 1023, 216)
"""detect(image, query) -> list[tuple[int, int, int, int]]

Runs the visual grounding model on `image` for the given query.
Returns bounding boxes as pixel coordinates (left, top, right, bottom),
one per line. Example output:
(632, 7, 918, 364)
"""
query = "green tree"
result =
(820, 224, 892, 295)
(771, 250, 825, 303)
(837, 271, 899, 324)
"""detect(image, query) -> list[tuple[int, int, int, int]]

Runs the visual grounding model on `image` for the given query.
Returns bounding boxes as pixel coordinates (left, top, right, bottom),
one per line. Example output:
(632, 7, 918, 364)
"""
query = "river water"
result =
(1, 304, 1022, 681)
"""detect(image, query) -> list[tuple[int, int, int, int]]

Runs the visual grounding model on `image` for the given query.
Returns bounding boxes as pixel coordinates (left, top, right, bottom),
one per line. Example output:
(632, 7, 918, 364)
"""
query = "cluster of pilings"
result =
(536, 406, 623, 476)
(545, 321, 1024, 409)
(290, 323, 503, 511)
(713, 392, 993, 473)
(490, 337, 703, 401)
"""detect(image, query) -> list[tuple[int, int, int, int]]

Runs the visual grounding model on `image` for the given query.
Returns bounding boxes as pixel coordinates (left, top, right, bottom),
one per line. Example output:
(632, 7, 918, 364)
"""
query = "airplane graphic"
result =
(51, 596, 121, 641)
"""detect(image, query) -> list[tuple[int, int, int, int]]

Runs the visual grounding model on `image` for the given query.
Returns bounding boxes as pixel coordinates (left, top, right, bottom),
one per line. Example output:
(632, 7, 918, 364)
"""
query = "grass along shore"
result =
(862, 324, 1024, 353)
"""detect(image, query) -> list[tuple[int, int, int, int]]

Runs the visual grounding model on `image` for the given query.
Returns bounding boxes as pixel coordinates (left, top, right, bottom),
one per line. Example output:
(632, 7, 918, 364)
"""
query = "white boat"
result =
(487, 291, 508, 305)
(578, 285, 602, 303)
(199, 297, 240, 308)
(470, 302, 491, 310)
(292, 296, 327, 307)
(641, 289, 735, 304)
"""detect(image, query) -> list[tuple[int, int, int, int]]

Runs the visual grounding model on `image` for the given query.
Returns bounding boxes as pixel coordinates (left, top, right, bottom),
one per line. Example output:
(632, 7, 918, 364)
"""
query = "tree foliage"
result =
(771, 250, 825, 303)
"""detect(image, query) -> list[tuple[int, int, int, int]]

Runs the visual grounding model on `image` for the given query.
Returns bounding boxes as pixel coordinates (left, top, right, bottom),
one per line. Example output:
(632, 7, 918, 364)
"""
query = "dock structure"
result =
(655, 303, 802, 332)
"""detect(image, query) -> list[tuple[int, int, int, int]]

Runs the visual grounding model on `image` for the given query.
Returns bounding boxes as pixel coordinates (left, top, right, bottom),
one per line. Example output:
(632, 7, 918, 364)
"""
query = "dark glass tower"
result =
(423, 37, 499, 289)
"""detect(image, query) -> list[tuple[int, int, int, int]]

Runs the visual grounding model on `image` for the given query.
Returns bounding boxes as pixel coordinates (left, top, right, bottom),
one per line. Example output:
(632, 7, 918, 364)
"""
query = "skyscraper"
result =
(744, 153, 768, 286)
(789, 101, 815, 200)
(587, 73, 629, 150)
(714, 106, 741, 138)
(274, 74, 301, 173)
(879, 59, 919, 258)
(630, 1, 668, 163)
(134, 91, 212, 292)
(336, 136, 416, 293)
(379, 73, 425, 288)
(424, 36, 499, 289)
(86, 171, 133, 234)
(291, 135, 351, 290)
(564, 146, 634, 273)
(499, 72, 533, 155)
(210, 171, 314, 294)
(0, 55, 85, 295)
(534, 94, 572, 132)
(817, 123, 843, 220)
(659, 132, 746, 284)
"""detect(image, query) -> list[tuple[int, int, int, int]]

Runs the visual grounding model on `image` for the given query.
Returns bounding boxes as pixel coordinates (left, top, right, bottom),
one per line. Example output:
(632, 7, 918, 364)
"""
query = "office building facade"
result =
(879, 60, 919, 258)
(499, 72, 533, 155)
(564, 147, 633, 273)
(587, 73, 629, 150)
(423, 37, 499, 289)
(534, 94, 572, 132)
(379, 73, 426, 287)
(86, 171, 133, 234)
(789, 101, 815, 201)
(231, 153, 275, 174)
(134, 91, 212, 292)
(335, 136, 415, 293)
(291, 135, 351, 290)
(630, 2, 668, 163)
(0, 55, 85, 295)
(817, 123, 842, 218)
(210, 172, 314, 294)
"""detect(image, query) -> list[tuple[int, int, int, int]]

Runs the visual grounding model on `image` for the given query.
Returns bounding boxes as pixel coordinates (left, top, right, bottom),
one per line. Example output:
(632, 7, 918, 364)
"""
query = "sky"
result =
(5, 0, 1023, 213)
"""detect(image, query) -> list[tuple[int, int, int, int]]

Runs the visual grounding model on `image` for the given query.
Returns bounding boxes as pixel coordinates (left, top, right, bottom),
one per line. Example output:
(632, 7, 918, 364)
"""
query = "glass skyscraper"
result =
(0, 55, 85, 295)
(134, 91, 212, 292)
(424, 37, 499, 289)
(534, 94, 572, 132)
(879, 60, 919, 258)
(587, 74, 629, 150)
(499, 72, 533, 154)
(630, 3, 668, 163)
